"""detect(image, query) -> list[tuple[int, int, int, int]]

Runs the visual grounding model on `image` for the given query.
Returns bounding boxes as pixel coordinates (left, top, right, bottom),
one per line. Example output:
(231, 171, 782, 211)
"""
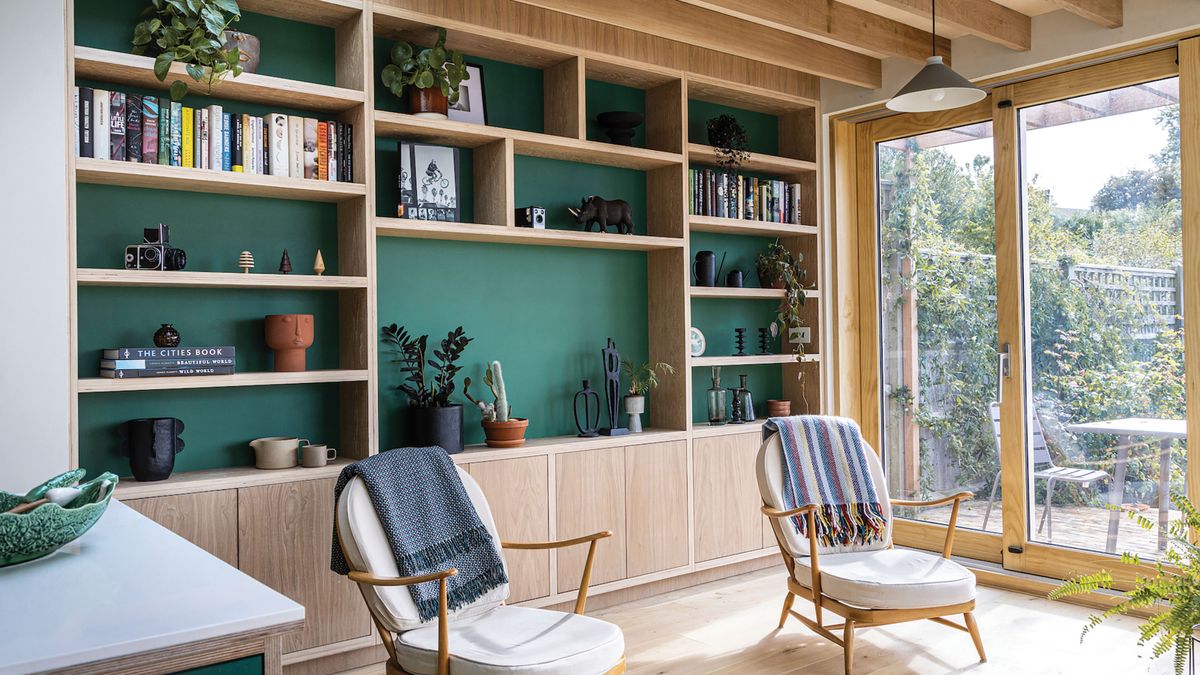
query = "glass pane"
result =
(1021, 78, 1183, 559)
(877, 121, 1000, 531)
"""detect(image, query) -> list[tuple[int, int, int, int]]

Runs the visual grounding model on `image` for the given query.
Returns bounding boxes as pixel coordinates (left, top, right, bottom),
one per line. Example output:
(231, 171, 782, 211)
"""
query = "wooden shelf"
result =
(450, 429, 689, 465)
(690, 354, 820, 367)
(375, 110, 508, 148)
(114, 458, 354, 499)
(689, 287, 820, 300)
(74, 47, 365, 113)
(238, 0, 363, 28)
(77, 269, 368, 290)
(687, 75, 817, 115)
(78, 369, 369, 393)
(688, 143, 816, 175)
(690, 215, 818, 238)
(690, 419, 769, 438)
(75, 157, 367, 202)
(376, 218, 685, 251)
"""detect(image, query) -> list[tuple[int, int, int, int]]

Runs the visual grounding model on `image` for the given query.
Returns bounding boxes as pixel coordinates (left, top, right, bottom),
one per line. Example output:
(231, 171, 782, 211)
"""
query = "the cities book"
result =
(101, 346, 236, 360)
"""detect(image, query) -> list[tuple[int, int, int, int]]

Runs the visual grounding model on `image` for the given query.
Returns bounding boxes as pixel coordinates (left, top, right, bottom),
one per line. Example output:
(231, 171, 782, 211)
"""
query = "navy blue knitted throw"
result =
(330, 447, 508, 621)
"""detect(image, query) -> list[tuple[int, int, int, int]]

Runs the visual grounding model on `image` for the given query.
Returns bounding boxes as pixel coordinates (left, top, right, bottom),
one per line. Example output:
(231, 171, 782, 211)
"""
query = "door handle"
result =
(997, 343, 1011, 403)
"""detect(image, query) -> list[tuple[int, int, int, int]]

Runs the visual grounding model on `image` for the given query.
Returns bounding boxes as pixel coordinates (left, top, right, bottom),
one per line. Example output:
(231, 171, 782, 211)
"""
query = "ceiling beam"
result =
(677, 0, 951, 64)
(508, 0, 882, 88)
(1049, 0, 1123, 28)
(870, 0, 1032, 52)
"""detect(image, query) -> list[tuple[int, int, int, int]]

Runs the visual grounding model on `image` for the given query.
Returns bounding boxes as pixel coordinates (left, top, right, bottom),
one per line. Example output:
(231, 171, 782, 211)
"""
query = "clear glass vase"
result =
(707, 367, 727, 426)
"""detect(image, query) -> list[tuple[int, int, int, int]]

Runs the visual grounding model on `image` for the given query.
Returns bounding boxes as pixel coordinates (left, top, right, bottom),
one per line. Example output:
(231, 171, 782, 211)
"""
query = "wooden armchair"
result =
(335, 469, 626, 675)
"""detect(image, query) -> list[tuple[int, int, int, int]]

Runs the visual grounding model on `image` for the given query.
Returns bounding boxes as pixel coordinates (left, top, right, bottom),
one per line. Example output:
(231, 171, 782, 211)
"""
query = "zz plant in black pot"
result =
(381, 324, 472, 454)
(132, 0, 245, 101)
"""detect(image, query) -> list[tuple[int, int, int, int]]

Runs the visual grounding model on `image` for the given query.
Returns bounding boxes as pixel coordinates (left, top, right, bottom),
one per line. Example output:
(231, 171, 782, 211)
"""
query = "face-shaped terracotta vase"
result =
(265, 314, 314, 372)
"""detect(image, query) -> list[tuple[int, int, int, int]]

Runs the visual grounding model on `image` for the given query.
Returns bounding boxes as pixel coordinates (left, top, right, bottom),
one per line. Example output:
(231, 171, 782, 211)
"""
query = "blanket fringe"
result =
(415, 561, 509, 620)
(791, 502, 887, 548)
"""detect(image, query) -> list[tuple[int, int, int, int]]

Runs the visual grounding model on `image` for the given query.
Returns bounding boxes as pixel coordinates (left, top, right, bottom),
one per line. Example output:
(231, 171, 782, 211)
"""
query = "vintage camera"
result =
(125, 224, 187, 271)
(515, 205, 546, 229)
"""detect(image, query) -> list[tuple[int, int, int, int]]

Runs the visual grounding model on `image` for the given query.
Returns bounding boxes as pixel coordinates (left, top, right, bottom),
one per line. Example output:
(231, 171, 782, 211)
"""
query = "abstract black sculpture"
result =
(733, 328, 747, 356)
(569, 196, 635, 235)
(118, 417, 185, 481)
(573, 379, 601, 438)
(599, 338, 628, 436)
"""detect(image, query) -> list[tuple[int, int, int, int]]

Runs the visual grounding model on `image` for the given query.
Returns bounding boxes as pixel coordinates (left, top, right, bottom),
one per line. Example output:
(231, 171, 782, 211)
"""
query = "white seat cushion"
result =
(794, 548, 976, 610)
(395, 605, 624, 675)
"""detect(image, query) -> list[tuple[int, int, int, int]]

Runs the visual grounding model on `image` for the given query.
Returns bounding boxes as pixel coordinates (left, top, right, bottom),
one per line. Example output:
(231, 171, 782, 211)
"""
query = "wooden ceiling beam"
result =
(1049, 0, 1123, 28)
(678, 0, 951, 64)
(507, 0, 882, 88)
(870, 0, 1032, 51)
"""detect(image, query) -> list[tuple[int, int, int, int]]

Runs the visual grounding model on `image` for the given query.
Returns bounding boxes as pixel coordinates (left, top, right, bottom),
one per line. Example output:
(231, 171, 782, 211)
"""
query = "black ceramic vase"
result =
(596, 111, 644, 145)
(693, 251, 717, 287)
(118, 417, 185, 481)
(409, 404, 464, 454)
(154, 323, 181, 348)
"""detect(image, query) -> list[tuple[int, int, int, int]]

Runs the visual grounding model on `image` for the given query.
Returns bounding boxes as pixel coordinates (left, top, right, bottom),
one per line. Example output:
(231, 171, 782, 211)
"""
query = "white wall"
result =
(0, 1, 71, 491)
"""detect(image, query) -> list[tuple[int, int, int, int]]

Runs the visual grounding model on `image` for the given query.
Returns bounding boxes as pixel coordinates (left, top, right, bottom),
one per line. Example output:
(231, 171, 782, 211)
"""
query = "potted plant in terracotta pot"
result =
(381, 324, 472, 454)
(381, 27, 470, 119)
(464, 361, 528, 448)
(620, 361, 675, 433)
(131, 0, 249, 101)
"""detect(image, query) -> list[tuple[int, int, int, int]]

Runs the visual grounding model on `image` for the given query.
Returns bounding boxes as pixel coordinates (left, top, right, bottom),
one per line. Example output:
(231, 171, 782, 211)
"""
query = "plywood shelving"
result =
(689, 287, 821, 300)
(77, 269, 369, 290)
(113, 458, 355, 499)
(76, 157, 367, 202)
(77, 369, 369, 393)
(690, 354, 820, 367)
(687, 143, 816, 175)
(690, 214, 818, 237)
(375, 218, 684, 250)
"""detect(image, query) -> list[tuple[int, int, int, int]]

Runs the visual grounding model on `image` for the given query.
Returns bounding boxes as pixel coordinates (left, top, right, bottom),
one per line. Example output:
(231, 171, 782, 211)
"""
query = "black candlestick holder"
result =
(733, 328, 747, 356)
(758, 327, 771, 355)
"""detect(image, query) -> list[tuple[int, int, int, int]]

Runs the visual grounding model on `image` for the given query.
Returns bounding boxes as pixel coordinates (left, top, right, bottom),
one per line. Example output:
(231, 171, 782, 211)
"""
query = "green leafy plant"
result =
(757, 241, 808, 359)
(622, 362, 675, 396)
(132, 0, 245, 101)
(381, 27, 470, 105)
(706, 114, 749, 174)
(1050, 496, 1200, 675)
(381, 324, 472, 407)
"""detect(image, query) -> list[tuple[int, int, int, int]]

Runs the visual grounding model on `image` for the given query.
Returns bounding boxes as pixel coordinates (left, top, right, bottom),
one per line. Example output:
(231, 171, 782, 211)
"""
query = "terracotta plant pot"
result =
(766, 399, 792, 418)
(482, 418, 529, 448)
(409, 87, 449, 119)
(264, 314, 314, 372)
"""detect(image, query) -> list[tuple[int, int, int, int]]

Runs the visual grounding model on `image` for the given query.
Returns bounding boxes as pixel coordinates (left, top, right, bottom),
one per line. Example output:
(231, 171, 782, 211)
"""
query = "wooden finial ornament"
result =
(279, 249, 292, 274)
(238, 250, 255, 273)
(313, 249, 326, 276)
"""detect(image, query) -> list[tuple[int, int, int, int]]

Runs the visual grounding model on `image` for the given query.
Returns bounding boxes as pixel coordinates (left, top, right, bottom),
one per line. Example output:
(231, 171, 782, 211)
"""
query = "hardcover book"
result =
(158, 97, 171, 165)
(241, 113, 252, 173)
(109, 91, 126, 161)
(221, 112, 232, 171)
(93, 89, 110, 161)
(303, 118, 318, 179)
(73, 87, 79, 157)
(181, 106, 194, 168)
(328, 121, 338, 181)
(232, 114, 244, 171)
(208, 105, 223, 170)
(345, 122, 354, 182)
(169, 101, 183, 166)
(101, 357, 236, 370)
(288, 115, 304, 178)
(397, 142, 461, 222)
(261, 116, 269, 175)
(317, 121, 328, 181)
(100, 366, 235, 379)
(79, 86, 93, 158)
(126, 94, 143, 163)
(102, 346, 236, 360)
(196, 107, 209, 170)
(267, 113, 288, 177)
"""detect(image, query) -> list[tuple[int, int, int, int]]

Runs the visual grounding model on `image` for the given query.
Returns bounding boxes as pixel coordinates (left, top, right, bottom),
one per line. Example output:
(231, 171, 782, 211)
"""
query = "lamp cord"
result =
(931, 0, 937, 57)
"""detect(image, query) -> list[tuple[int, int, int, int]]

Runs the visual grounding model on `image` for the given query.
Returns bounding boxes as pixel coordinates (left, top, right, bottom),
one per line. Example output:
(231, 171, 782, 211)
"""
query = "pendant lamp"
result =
(886, 0, 985, 113)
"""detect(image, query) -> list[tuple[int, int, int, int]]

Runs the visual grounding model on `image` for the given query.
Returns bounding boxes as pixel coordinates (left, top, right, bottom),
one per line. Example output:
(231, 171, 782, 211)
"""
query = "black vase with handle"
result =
(693, 250, 717, 287)
(118, 417, 185, 481)
(408, 404, 464, 454)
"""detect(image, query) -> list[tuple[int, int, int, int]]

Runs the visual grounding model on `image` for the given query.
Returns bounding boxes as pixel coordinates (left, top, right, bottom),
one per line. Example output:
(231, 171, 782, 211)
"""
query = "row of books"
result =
(689, 168, 803, 224)
(99, 346, 235, 379)
(74, 86, 354, 182)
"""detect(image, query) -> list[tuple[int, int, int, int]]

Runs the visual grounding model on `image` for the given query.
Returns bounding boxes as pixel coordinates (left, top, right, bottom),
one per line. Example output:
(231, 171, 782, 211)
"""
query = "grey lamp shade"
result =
(887, 56, 986, 113)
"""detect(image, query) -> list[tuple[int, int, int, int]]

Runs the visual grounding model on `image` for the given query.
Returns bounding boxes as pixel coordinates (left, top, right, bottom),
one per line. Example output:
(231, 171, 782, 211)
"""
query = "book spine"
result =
(169, 102, 183, 166)
(329, 122, 339, 181)
(317, 121, 328, 181)
(100, 366, 236, 379)
(207, 105, 223, 170)
(181, 106, 194, 168)
(232, 114, 243, 171)
(337, 122, 346, 182)
(93, 89, 110, 160)
(126, 94, 142, 162)
(109, 92, 126, 161)
(303, 118, 318, 179)
(197, 108, 209, 170)
(101, 358, 236, 369)
(288, 115, 303, 178)
(241, 113, 252, 173)
(102, 346, 237, 359)
(266, 113, 288, 177)
(255, 116, 264, 174)
(79, 86, 94, 158)
(222, 113, 232, 171)
(790, 183, 801, 225)
(261, 117, 269, 174)
(73, 87, 80, 157)
(344, 122, 353, 182)
(158, 97, 170, 165)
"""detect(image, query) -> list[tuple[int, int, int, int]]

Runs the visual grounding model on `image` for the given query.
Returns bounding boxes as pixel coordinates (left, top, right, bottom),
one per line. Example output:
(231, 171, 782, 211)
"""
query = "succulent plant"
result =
(464, 361, 512, 422)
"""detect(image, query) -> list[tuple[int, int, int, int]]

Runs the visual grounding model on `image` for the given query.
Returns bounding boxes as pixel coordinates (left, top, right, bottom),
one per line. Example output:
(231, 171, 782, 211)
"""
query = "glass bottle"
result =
(738, 374, 756, 422)
(707, 367, 728, 426)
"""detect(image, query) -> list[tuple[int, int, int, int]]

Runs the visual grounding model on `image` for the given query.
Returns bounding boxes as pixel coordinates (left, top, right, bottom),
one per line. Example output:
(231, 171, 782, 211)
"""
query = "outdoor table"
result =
(1066, 418, 1186, 553)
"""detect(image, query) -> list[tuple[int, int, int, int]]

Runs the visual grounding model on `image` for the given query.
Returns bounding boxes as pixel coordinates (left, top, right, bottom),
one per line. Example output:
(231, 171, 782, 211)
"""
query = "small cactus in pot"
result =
(464, 361, 528, 448)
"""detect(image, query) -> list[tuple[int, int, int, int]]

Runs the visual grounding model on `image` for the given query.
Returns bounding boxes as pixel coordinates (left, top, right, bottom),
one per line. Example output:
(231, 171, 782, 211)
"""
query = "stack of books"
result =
(100, 346, 236, 379)
(689, 167, 802, 224)
(74, 86, 353, 182)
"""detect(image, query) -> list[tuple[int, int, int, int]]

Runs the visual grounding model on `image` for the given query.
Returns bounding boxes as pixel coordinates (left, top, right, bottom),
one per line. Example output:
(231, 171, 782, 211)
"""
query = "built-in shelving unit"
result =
(687, 143, 817, 174)
(376, 218, 685, 251)
(76, 269, 369, 290)
(691, 354, 820, 367)
(688, 287, 820, 300)
(76, 157, 367, 202)
(78, 369, 369, 393)
(690, 214, 818, 237)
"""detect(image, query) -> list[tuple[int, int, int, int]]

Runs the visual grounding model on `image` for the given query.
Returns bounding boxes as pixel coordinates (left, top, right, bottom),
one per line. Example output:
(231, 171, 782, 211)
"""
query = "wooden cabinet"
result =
(124, 490, 238, 567)
(237, 477, 371, 654)
(624, 441, 689, 577)
(693, 432, 765, 562)
(466, 456, 552, 603)
(555, 447, 627, 591)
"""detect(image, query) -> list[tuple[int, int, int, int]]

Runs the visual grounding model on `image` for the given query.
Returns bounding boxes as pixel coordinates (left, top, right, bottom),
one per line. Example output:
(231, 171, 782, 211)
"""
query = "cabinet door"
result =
(694, 432, 763, 562)
(625, 441, 689, 577)
(466, 456, 551, 603)
(238, 478, 371, 653)
(125, 490, 238, 567)
(556, 447, 626, 592)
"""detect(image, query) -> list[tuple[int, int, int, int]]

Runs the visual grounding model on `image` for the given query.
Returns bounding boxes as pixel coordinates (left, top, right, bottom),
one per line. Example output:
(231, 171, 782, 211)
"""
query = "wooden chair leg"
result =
(778, 592, 795, 629)
(843, 619, 855, 675)
(964, 611, 986, 662)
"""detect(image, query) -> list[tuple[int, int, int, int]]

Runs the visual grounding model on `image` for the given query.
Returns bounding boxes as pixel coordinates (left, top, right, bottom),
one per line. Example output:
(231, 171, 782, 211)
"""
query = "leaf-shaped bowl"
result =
(0, 470, 119, 567)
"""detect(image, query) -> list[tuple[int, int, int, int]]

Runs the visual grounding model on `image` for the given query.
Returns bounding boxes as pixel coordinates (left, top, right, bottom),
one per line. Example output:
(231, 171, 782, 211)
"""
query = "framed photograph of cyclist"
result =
(447, 63, 487, 126)
(397, 141, 461, 222)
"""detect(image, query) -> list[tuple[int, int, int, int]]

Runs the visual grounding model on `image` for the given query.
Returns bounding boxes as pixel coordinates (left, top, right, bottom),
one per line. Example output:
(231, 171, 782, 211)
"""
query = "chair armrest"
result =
(348, 567, 459, 586)
(891, 492, 972, 559)
(504, 531, 612, 615)
(761, 504, 817, 520)
(347, 568, 457, 675)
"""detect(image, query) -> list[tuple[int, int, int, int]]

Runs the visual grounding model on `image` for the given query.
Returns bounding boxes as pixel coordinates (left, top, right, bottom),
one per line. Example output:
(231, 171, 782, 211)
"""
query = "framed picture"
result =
(397, 142, 461, 222)
(448, 64, 487, 126)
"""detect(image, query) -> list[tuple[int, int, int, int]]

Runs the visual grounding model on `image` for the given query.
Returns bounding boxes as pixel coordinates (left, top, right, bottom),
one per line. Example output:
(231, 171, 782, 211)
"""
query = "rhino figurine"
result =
(568, 196, 635, 235)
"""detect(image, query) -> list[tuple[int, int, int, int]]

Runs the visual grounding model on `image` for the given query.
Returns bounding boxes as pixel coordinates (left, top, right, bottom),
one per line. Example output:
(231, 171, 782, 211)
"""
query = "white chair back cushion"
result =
(336, 466, 510, 632)
(757, 431, 893, 557)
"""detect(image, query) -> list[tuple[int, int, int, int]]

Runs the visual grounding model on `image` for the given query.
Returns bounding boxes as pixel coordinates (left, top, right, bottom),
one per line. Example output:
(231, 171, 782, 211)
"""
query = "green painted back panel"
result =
(585, 81, 646, 147)
(74, 0, 336, 85)
(687, 100, 778, 156)
(173, 654, 264, 675)
(514, 157, 647, 234)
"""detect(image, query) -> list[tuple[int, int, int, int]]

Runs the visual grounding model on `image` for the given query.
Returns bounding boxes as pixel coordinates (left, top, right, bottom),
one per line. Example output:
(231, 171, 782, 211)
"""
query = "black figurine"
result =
(599, 338, 629, 436)
(733, 328, 747, 356)
(568, 196, 635, 234)
(758, 328, 771, 355)
(279, 249, 293, 274)
(573, 379, 601, 438)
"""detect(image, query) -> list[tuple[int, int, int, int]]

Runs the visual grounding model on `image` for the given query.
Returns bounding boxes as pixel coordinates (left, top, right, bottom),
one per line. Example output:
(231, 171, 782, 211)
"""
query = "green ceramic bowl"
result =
(0, 469, 119, 567)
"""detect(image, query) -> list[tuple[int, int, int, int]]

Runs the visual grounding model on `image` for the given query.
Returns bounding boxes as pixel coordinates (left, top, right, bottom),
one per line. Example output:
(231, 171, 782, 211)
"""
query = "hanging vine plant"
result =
(706, 114, 750, 174)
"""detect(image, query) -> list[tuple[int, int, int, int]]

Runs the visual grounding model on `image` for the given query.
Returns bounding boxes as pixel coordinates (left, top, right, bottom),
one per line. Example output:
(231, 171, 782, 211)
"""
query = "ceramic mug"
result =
(301, 443, 337, 468)
(249, 436, 308, 470)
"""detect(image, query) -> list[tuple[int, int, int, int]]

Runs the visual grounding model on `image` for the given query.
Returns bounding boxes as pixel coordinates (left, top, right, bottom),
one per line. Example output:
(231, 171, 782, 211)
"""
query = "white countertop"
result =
(0, 500, 304, 674)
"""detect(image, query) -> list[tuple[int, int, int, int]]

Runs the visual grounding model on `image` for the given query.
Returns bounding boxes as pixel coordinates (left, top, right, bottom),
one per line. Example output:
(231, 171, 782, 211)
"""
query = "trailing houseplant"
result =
(381, 324, 472, 453)
(1049, 496, 1200, 675)
(620, 361, 674, 433)
(381, 27, 470, 119)
(757, 241, 808, 357)
(132, 0, 247, 101)
(463, 361, 528, 448)
(706, 114, 750, 174)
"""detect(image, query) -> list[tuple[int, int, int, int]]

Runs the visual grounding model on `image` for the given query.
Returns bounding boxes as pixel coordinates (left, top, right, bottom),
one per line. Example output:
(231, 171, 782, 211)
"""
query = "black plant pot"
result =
(409, 404, 464, 454)
(118, 417, 185, 481)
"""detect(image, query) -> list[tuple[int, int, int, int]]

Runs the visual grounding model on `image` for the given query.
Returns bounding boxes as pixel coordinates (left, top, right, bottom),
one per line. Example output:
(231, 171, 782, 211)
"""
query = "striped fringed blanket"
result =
(767, 416, 887, 548)
(330, 447, 508, 621)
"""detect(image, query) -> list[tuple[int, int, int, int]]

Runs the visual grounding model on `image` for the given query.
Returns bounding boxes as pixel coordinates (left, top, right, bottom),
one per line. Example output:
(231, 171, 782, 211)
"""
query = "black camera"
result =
(515, 205, 546, 229)
(125, 224, 187, 271)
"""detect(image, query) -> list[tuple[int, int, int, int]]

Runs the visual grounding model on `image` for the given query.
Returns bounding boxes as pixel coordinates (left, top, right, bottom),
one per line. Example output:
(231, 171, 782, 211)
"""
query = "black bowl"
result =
(596, 110, 645, 145)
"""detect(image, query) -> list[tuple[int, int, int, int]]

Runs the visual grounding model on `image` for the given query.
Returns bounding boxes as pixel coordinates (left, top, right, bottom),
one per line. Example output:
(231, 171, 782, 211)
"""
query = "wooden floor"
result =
(338, 566, 1172, 674)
